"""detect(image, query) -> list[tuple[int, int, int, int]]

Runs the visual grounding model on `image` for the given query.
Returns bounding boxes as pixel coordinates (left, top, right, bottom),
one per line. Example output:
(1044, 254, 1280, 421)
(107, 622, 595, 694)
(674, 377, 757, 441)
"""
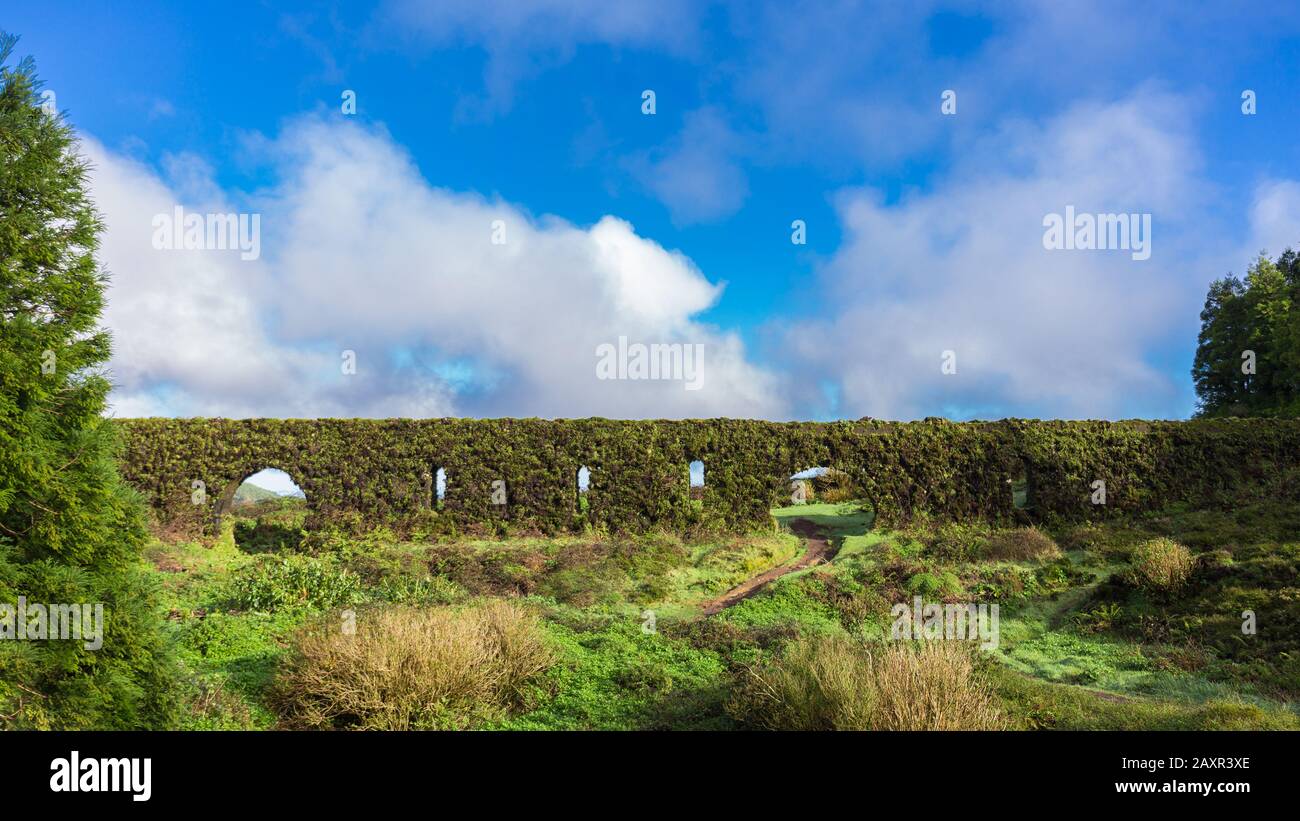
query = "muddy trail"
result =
(700, 518, 835, 616)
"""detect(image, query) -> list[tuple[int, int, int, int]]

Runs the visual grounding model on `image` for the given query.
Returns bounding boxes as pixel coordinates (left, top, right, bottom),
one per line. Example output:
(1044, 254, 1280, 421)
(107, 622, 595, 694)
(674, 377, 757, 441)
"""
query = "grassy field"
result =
(144, 495, 1300, 730)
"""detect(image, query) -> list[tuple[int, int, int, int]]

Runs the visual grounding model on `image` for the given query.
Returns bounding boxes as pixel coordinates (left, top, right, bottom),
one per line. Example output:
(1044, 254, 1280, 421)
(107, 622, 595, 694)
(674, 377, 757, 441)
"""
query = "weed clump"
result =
(984, 527, 1062, 561)
(810, 469, 858, 503)
(226, 555, 362, 611)
(1129, 538, 1196, 594)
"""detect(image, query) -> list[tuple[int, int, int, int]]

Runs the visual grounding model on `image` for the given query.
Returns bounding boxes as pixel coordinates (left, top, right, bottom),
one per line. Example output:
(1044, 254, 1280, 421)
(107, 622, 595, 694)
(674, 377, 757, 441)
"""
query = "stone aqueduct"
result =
(114, 417, 1300, 537)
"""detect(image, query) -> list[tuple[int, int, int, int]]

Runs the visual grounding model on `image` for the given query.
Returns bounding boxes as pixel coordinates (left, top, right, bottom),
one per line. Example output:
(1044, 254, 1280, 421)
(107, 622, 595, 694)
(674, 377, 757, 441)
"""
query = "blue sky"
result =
(8, 1, 1300, 420)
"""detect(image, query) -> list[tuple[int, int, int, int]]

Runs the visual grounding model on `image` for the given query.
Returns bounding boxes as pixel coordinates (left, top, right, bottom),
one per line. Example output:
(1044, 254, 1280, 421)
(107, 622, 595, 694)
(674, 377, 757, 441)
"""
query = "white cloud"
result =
(1240, 180, 1300, 263)
(87, 117, 785, 420)
(87, 99, 1300, 423)
(776, 92, 1218, 420)
(381, 0, 697, 46)
(620, 2, 1300, 221)
(89, 139, 337, 418)
(626, 108, 750, 225)
(375, 0, 703, 116)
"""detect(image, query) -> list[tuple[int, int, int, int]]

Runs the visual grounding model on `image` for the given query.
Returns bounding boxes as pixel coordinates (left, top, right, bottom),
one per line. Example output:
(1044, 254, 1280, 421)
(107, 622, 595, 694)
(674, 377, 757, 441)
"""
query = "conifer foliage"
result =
(0, 33, 180, 728)
(1193, 249, 1300, 417)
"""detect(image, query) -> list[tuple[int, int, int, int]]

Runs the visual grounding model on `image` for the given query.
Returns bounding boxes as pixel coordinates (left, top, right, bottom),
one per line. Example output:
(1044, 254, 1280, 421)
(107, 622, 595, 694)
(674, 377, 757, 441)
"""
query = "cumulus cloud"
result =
(775, 92, 1219, 420)
(87, 118, 785, 420)
(83, 2, 1300, 423)
(89, 140, 341, 419)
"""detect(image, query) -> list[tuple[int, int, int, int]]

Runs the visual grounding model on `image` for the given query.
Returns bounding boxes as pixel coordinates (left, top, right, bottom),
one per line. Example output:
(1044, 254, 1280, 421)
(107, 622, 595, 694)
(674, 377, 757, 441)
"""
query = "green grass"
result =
(771, 499, 889, 573)
(143, 522, 802, 729)
(991, 664, 1300, 730)
(771, 501, 874, 539)
(138, 496, 1300, 730)
(715, 573, 845, 635)
(650, 534, 801, 618)
(228, 496, 308, 553)
(497, 614, 731, 730)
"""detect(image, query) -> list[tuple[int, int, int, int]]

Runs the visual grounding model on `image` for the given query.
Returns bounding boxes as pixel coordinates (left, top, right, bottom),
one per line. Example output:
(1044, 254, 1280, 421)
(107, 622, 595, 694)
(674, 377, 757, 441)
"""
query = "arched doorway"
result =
(787, 466, 859, 505)
(775, 466, 875, 535)
(221, 468, 307, 552)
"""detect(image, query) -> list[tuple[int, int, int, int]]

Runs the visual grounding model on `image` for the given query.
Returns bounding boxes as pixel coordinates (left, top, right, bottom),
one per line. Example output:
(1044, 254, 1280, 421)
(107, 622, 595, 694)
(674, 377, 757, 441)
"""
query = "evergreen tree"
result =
(1193, 275, 1250, 415)
(1276, 248, 1300, 406)
(1194, 249, 1300, 418)
(1242, 255, 1292, 409)
(0, 33, 180, 728)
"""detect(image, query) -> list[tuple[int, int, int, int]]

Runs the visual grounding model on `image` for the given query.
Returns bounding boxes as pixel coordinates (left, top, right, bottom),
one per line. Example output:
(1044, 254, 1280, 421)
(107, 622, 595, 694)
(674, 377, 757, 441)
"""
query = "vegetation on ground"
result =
(140, 494, 1299, 731)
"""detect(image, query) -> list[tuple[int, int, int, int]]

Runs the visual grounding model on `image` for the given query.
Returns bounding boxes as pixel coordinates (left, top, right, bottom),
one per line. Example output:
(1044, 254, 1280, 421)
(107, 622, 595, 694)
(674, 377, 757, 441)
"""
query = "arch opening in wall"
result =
(788, 466, 860, 505)
(576, 465, 591, 514)
(222, 468, 307, 553)
(777, 466, 875, 534)
(688, 460, 705, 512)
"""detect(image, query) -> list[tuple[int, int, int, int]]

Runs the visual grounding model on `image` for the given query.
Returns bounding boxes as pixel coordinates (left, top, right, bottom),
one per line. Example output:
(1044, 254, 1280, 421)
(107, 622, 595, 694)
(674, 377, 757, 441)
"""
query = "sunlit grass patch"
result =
(771, 501, 874, 540)
(990, 665, 1300, 730)
(715, 574, 845, 634)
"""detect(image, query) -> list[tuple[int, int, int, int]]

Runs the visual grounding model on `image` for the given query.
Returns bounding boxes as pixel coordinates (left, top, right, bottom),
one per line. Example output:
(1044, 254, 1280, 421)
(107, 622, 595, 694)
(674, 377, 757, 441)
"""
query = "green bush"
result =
(1074, 602, 1123, 633)
(810, 469, 858, 503)
(226, 555, 362, 611)
(372, 574, 464, 605)
(230, 497, 307, 553)
(923, 522, 990, 562)
(905, 570, 963, 599)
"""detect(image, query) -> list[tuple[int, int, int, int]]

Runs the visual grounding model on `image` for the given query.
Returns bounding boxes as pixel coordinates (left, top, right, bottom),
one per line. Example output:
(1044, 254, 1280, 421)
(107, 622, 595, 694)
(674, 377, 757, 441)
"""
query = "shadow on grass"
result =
(231, 497, 307, 554)
(233, 520, 304, 554)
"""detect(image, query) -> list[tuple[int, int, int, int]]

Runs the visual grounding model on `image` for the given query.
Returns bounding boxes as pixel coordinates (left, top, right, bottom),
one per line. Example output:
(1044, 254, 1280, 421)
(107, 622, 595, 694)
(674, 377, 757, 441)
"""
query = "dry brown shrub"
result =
(730, 635, 1004, 731)
(273, 600, 554, 730)
(984, 527, 1062, 561)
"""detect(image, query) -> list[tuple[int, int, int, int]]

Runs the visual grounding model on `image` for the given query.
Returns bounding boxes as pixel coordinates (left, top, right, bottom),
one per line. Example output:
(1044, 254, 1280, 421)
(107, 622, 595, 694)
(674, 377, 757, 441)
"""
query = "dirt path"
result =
(700, 518, 834, 616)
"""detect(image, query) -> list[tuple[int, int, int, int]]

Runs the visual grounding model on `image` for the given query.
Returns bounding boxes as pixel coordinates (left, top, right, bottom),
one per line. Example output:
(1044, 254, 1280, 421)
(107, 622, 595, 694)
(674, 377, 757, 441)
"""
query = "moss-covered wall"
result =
(114, 418, 1300, 537)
